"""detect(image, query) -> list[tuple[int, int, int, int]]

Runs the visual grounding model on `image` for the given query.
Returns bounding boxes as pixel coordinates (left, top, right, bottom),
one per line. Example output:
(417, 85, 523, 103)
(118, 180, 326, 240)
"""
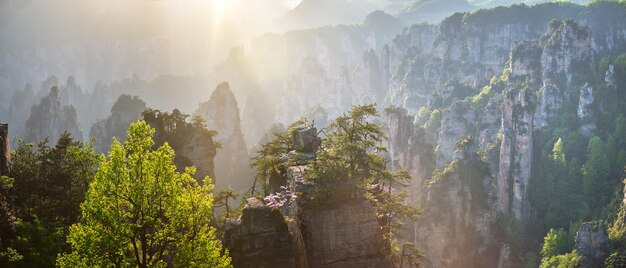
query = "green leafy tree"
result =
(57, 121, 231, 268)
(1, 132, 100, 268)
(553, 138, 566, 165)
(539, 250, 581, 268)
(541, 229, 572, 259)
(539, 228, 580, 268)
(582, 136, 612, 215)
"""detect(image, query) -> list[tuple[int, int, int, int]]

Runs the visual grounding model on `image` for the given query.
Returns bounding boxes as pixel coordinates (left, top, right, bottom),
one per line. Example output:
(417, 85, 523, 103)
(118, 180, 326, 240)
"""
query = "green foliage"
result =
(553, 138, 566, 165)
(541, 229, 573, 259)
(307, 104, 387, 201)
(142, 109, 218, 183)
(522, 251, 540, 268)
(254, 104, 419, 261)
(251, 120, 307, 195)
(11, 133, 101, 225)
(214, 188, 240, 236)
(605, 248, 626, 268)
(539, 250, 581, 268)
(429, 141, 491, 211)
(1, 132, 100, 268)
(57, 121, 231, 268)
(580, 133, 626, 220)
(3, 219, 65, 268)
(306, 104, 419, 260)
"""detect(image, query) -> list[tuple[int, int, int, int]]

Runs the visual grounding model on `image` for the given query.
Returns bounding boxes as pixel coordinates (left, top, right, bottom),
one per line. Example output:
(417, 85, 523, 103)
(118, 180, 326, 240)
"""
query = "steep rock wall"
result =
(195, 82, 250, 191)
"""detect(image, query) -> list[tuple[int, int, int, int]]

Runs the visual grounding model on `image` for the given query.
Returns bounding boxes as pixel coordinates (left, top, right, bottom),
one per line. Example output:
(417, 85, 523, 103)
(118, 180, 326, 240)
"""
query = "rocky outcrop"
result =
(534, 83, 564, 128)
(144, 109, 217, 183)
(415, 140, 497, 268)
(384, 3, 626, 113)
(225, 126, 391, 268)
(89, 94, 146, 153)
(240, 95, 274, 150)
(300, 199, 390, 268)
(282, 165, 391, 268)
(477, 96, 502, 152)
(195, 82, 250, 191)
(510, 41, 542, 79)
(605, 64, 617, 89)
(575, 222, 609, 267)
(381, 19, 602, 267)
(0, 124, 9, 177)
(497, 88, 534, 220)
(383, 107, 435, 204)
(177, 130, 218, 182)
(436, 100, 477, 168)
(25, 86, 82, 143)
(540, 20, 595, 87)
(578, 83, 596, 135)
(384, 107, 415, 170)
(495, 20, 594, 221)
(224, 197, 296, 268)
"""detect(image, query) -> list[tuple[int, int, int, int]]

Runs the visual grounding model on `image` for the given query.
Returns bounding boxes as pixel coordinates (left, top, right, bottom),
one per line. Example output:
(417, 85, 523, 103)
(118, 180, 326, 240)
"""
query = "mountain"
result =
(271, 0, 380, 32)
(397, 0, 475, 23)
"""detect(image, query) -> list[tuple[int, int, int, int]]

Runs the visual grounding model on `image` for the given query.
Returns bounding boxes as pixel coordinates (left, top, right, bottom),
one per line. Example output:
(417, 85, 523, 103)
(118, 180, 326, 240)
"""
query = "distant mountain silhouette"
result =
(397, 0, 475, 23)
(271, 0, 380, 31)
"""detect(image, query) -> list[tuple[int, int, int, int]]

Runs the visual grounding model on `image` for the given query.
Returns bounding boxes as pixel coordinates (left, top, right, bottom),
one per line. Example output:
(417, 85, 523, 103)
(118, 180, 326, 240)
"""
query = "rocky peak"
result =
(225, 126, 391, 268)
(293, 127, 318, 155)
(606, 64, 617, 89)
(89, 94, 146, 153)
(497, 88, 534, 220)
(540, 20, 594, 87)
(25, 86, 82, 143)
(575, 221, 609, 267)
(384, 106, 415, 162)
(195, 82, 250, 191)
(578, 82, 596, 135)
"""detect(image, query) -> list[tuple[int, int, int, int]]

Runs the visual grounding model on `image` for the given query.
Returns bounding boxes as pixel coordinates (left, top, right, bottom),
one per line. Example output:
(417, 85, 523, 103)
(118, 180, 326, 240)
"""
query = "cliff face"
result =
(143, 109, 218, 183)
(497, 20, 594, 221)
(195, 82, 250, 191)
(25, 86, 82, 143)
(300, 198, 390, 268)
(436, 101, 477, 168)
(496, 88, 534, 220)
(383, 3, 625, 113)
(575, 222, 609, 267)
(381, 18, 601, 267)
(224, 197, 296, 268)
(214, 11, 405, 126)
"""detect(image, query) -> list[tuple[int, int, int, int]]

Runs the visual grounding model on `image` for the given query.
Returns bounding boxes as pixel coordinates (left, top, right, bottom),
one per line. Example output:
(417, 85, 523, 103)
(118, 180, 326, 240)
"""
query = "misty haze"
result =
(1, 0, 626, 267)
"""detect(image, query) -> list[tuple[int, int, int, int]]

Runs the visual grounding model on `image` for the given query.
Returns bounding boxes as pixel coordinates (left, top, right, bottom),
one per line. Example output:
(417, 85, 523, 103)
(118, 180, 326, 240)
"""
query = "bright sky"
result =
(0, 0, 297, 63)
